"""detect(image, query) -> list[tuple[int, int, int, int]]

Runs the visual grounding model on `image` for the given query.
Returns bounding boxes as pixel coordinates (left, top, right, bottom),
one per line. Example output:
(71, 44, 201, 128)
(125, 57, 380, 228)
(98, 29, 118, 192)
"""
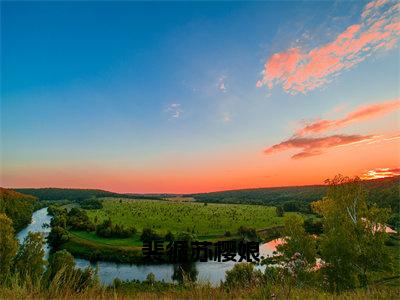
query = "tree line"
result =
(0, 188, 37, 231)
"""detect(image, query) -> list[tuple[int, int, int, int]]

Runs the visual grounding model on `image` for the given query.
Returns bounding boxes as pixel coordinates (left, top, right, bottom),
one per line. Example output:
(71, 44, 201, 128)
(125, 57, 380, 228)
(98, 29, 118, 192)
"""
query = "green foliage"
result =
(0, 188, 37, 230)
(67, 208, 95, 231)
(87, 199, 285, 236)
(140, 227, 160, 242)
(14, 232, 46, 282)
(224, 263, 265, 290)
(80, 198, 103, 210)
(276, 206, 284, 217)
(192, 176, 399, 215)
(96, 218, 136, 238)
(277, 215, 317, 264)
(193, 185, 326, 209)
(237, 226, 259, 241)
(315, 175, 393, 292)
(303, 217, 323, 235)
(0, 213, 18, 282)
(47, 249, 75, 280)
(61, 234, 143, 263)
(172, 263, 198, 284)
(388, 213, 400, 231)
(14, 187, 162, 201)
(48, 226, 70, 250)
(45, 249, 97, 294)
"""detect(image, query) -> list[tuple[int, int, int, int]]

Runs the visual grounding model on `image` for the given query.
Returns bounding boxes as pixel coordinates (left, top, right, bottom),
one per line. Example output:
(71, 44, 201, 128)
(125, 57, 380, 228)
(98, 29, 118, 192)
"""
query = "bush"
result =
(303, 218, 323, 235)
(238, 226, 258, 241)
(95, 219, 136, 238)
(224, 263, 265, 290)
(47, 226, 70, 249)
(80, 198, 103, 210)
(67, 208, 95, 231)
(140, 228, 160, 242)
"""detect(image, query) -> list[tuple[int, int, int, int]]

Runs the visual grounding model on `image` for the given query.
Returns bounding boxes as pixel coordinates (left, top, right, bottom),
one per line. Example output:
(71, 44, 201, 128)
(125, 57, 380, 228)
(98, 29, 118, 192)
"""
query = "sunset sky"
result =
(1, 0, 399, 193)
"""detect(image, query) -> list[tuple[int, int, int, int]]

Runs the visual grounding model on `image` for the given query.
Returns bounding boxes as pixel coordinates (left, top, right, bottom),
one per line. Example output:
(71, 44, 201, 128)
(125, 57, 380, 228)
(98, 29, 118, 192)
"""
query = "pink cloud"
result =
(257, 0, 400, 94)
(360, 167, 400, 180)
(264, 134, 374, 159)
(297, 98, 400, 136)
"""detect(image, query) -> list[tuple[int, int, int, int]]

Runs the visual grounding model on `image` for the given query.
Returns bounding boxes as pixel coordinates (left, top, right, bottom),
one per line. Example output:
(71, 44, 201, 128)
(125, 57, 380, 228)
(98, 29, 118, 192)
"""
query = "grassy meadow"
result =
(84, 198, 288, 237)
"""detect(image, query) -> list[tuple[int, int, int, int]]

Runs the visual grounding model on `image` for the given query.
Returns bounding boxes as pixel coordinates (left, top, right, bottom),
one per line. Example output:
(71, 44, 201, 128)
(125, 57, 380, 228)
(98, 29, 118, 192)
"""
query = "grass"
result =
(86, 198, 291, 236)
(70, 230, 143, 247)
(2, 277, 400, 299)
(61, 233, 144, 263)
(67, 198, 294, 262)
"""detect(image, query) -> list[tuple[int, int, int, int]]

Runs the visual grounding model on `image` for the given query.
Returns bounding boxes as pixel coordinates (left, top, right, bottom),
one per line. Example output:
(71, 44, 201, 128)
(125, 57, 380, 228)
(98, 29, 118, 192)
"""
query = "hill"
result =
(192, 176, 400, 213)
(13, 188, 161, 201)
(0, 187, 37, 230)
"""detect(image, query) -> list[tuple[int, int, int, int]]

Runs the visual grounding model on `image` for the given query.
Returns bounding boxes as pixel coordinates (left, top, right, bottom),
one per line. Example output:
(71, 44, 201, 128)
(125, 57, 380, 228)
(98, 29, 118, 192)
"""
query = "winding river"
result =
(18, 207, 282, 285)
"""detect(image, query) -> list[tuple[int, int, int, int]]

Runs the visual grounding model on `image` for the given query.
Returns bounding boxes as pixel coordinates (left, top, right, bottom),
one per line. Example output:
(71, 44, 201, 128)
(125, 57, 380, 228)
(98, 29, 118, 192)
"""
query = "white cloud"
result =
(217, 75, 228, 92)
(165, 103, 183, 119)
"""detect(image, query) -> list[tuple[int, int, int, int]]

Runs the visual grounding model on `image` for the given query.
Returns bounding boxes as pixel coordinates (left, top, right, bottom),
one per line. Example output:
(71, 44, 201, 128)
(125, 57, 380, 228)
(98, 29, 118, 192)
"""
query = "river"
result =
(18, 207, 282, 285)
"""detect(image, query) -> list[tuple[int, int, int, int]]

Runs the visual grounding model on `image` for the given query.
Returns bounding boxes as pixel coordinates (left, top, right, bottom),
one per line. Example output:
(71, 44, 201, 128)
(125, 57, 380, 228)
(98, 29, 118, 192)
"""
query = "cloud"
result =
(217, 75, 228, 92)
(297, 98, 400, 136)
(165, 103, 183, 119)
(360, 167, 400, 180)
(264, 134, 375, 159)
(257, 0, 400, 94)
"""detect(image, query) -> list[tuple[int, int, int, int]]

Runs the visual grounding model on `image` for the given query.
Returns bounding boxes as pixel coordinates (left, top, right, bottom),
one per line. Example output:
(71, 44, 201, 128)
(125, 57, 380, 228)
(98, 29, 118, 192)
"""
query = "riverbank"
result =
(61, 233, 145, 263)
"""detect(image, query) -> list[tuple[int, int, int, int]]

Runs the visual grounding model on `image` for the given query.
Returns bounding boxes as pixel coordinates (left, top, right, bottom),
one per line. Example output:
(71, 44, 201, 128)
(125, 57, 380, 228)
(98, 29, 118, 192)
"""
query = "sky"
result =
(1, 0, 399, 193)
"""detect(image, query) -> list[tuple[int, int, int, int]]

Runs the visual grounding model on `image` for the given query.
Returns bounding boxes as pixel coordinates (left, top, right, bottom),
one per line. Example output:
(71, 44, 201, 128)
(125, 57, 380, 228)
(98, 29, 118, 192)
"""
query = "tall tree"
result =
(14, 232, 46, 282)
(47, 249, 75, 281)
(312, 175, 392, 291)
(0, 213, 18, 282)
(277, 214, 316, 264)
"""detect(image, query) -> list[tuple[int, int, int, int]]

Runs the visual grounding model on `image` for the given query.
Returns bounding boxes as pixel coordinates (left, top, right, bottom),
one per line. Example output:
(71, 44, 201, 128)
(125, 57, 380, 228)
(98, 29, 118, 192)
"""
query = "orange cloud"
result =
(297, 98, 400, 136)
(264, 134, 375, 159)
(257, 0, 400, 94)
(360, 167, 400, 180)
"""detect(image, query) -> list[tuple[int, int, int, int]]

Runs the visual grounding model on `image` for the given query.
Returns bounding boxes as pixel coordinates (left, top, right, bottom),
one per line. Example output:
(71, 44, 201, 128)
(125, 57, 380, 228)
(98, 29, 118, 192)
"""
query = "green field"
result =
(70, 230, 143, 247)
(85, 198, 288, 236)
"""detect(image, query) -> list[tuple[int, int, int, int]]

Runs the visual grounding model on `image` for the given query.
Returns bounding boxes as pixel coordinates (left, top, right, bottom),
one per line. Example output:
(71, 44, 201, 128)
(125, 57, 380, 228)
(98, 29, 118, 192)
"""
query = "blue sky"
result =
(1, 1, 399, 193)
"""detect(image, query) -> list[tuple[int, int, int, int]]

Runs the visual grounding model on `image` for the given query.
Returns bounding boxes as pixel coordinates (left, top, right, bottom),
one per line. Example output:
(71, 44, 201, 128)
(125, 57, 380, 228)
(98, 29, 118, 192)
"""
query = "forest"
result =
(14, 188, 162, 201)
(0, 188, 37, 231)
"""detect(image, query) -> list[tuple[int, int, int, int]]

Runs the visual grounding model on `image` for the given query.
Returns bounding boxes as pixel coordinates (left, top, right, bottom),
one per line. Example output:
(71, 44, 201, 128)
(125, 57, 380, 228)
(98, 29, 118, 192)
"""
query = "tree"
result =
(224, 263, 264, 290)
(237, 226, 258, 241)
(303, 217, 323, 235)
(276, 206, 284, 217)
(172, 262, 198, 284)
(46, 249, 96, 292)
(140, 228, 159, 242)
(47, 226, 69, 250)
(0, 213, 18, 282)
(0, 188, 37, 231)
(277, 215, 316, 264)
(14, 232, 46, 282)
(47, 249, 75, 280)
(312, 175, 392, 291)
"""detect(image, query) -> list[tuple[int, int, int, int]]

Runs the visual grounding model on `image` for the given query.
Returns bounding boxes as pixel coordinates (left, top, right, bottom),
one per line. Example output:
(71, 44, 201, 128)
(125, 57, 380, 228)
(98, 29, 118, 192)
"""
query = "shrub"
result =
(224, 263, 265, 290)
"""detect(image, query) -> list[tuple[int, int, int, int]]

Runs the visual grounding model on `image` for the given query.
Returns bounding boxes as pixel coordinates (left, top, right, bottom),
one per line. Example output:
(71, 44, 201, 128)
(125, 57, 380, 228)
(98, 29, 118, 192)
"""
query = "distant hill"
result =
(0, 187, 37, 231)
(13, 188, 162, 201)
(11, 176, 400, 214)
(192, 176, 400, 213)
